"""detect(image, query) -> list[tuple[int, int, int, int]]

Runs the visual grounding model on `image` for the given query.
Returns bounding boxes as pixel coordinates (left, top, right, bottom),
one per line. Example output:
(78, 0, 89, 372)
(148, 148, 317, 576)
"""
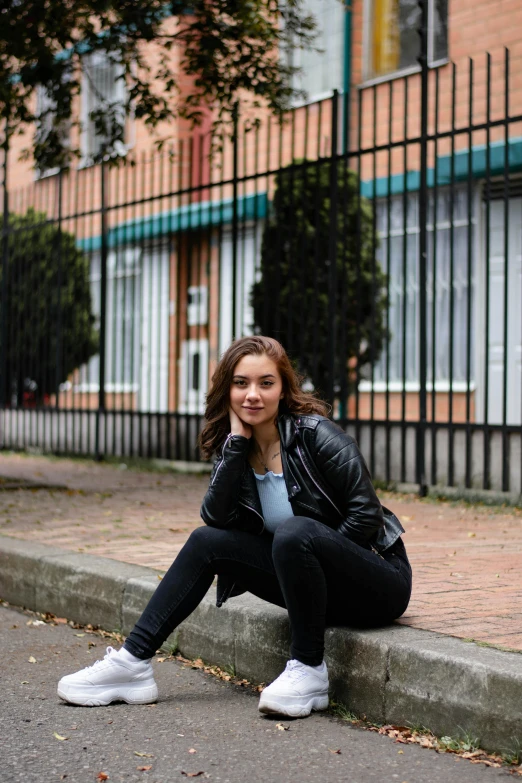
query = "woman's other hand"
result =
(229, 407, 252, 439)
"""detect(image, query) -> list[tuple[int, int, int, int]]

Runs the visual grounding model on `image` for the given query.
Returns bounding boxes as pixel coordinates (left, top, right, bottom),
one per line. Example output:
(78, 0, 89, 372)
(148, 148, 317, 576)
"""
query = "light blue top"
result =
(254, 471, 294, 534)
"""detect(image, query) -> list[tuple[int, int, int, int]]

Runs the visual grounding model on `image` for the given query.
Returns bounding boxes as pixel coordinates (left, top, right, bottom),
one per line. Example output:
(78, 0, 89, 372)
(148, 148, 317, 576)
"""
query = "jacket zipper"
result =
(296, 441, 343, 518)
(211, 433, 232, 486)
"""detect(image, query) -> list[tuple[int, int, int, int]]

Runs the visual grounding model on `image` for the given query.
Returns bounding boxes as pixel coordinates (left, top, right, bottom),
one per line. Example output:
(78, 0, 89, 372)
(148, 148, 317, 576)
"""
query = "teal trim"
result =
(77, 192, 268, 253)
(342, 2, 352, 155)
(361, 136, 522, 198)
(77, 137, 522, 253)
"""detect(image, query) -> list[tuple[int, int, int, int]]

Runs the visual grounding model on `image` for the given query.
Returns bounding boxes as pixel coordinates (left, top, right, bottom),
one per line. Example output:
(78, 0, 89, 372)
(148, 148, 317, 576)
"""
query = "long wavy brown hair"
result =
(199, 336, 330, 459)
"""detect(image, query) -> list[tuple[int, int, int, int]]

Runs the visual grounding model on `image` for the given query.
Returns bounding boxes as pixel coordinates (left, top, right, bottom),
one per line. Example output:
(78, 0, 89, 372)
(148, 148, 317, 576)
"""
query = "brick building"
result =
(4, 0, 522, 487)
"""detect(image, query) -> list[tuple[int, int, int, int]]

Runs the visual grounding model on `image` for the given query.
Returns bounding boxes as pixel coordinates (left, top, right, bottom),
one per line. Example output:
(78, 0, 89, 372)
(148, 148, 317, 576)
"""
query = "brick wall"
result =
(350, 0, 522, 182)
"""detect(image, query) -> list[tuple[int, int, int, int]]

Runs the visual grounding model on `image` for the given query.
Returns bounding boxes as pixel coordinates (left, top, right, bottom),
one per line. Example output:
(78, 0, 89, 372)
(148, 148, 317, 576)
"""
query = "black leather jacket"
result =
(201, 413, 405, 606)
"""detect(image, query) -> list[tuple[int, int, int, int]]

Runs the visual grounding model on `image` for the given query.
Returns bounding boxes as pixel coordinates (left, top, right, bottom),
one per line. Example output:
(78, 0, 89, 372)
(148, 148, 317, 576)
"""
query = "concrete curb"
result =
(1, 534, 521, 752)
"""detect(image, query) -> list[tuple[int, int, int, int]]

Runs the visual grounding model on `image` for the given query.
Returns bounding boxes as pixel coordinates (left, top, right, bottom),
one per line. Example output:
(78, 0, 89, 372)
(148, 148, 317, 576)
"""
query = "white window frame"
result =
(75, 247, 142, 394)
(178, 339, 209, 415)
(361, 0, 449, 87)
(363, 186, 478, 393)
(80, 51, 128, 166)
(34, 85, 70, 180)
(187, 285, 208, 326)
(285, 0, 346, 107)
(218, 223, 262, 357)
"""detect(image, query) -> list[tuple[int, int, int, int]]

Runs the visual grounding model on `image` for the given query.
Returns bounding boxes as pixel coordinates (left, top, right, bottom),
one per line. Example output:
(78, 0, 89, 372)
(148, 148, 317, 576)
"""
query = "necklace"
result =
(253, 439, 281, 473)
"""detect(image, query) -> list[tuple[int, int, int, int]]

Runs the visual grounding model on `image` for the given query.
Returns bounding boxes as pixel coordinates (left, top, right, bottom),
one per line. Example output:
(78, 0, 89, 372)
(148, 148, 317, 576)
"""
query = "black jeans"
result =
(124, 516, 412, 666)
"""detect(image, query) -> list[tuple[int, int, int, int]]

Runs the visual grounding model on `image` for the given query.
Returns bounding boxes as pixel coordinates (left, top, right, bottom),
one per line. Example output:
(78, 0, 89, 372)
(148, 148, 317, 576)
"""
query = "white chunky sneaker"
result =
(57, 646, 158, 707)
(258, 659, 329, 718)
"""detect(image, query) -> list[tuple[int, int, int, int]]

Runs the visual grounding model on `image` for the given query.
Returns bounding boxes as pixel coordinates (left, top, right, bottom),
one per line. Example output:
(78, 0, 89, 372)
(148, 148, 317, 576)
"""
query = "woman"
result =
(58, 336, 411, 717)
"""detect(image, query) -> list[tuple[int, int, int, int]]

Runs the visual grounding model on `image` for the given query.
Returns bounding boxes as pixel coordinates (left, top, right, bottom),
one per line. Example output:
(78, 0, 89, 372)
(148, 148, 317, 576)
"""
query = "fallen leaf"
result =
(134, 752, 154, 758)
(54, 617, 68, 624)
(276, 723, 289, 731)
(328, 748, 341, 754)
(398, 750, 404, 754)
(75, 633, 86, 637)
(157, 575, 163, 581)
(467, 532, 476, 538)
(180, 773, 205, 778)
(137, 766, 153, 771)
(156, 657, 167, 663)
(188, 748, 197, 754)
(53, 732, 68, 741)
(28, 656, 37, 664)
(96, 774, 109, 782)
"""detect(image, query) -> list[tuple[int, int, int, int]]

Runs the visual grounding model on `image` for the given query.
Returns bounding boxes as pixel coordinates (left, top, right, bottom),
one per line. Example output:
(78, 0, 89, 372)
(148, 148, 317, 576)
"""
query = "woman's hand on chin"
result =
(229, 407, 252, 439)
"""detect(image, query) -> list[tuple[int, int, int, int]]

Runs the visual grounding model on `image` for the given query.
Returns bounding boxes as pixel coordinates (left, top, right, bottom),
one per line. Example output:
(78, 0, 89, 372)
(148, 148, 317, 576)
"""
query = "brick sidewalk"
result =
(1, 452, 521, 652)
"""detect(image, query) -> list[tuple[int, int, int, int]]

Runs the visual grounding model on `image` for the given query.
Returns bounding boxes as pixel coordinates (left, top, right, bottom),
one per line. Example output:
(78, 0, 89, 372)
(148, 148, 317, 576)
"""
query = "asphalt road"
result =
(1, 604, 513, 783)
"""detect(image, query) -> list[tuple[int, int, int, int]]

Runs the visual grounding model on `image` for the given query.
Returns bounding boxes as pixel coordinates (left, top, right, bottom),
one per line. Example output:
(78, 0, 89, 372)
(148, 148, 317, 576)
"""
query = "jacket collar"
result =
(277, 413, 298, 448)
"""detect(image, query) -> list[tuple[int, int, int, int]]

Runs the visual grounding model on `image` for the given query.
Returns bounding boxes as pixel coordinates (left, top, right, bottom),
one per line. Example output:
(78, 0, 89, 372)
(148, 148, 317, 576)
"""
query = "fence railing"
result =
(2, 43, 522, 496)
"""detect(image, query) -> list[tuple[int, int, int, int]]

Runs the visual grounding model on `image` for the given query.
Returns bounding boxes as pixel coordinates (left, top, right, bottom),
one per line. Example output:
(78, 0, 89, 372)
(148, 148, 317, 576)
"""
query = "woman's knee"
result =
(272, 516, 319, 555)
(185, 524, 232, 553)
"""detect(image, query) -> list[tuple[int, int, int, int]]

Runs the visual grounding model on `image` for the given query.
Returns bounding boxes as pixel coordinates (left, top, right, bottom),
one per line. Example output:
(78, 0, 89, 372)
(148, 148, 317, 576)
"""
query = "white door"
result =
(139, 245, 170, 412)
(480, 198, 522, 425)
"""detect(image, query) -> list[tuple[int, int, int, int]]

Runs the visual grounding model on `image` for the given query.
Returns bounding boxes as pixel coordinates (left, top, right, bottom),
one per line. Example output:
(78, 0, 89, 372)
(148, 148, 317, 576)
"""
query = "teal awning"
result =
(361, 136, 522, 198)
(77, 192, 268, 253)
(76, 136, 522, 254)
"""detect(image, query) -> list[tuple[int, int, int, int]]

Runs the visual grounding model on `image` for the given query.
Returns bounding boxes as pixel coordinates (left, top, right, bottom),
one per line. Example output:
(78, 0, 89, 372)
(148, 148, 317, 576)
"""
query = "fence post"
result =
(0, 118, 9, 413)
(95, 160, 108, 459)
(417, 0, 429, 496)
(231, 102, 239, 341)
(54, 170, 63, 411)
(326, 90, 340, 408)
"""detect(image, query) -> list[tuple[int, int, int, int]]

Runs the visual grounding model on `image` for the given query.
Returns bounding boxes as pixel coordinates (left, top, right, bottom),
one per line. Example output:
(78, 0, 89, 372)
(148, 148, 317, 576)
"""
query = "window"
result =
(187, 285, 208, 326)
(366, 186, 476, 390)
(364, 0, 448, 82)
(179, 339, 209, 414)
(219, 226, 262, 357)
(35, 85, 70, 178)
(76, 248, 141, 392)
(81, 51, 127, 163)
(287, 0, 346, 103)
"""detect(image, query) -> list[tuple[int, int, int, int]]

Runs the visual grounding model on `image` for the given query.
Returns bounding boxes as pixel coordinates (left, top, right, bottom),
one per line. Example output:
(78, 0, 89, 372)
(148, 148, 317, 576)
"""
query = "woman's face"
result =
(230, 353, 284, 430)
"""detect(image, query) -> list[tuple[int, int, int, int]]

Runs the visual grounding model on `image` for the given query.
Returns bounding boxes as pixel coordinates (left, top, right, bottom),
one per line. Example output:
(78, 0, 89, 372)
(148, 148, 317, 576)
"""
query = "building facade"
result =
(3, 0, 522, 492)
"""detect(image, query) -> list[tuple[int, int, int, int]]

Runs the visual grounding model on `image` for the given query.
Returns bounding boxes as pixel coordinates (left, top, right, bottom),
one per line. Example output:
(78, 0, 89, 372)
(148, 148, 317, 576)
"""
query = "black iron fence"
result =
(2, 44, 522, 496)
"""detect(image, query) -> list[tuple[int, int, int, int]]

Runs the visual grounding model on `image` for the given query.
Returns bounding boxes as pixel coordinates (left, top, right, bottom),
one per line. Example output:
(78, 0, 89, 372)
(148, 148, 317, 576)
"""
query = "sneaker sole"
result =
(57, 681, 158, 707)
(258, 693, 329, 718)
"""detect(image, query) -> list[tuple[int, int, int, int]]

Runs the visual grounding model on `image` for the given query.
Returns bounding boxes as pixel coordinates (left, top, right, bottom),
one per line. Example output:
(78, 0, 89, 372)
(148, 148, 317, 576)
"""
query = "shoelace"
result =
(84, 645, 117, 672)
(280, 660, 314, 684)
